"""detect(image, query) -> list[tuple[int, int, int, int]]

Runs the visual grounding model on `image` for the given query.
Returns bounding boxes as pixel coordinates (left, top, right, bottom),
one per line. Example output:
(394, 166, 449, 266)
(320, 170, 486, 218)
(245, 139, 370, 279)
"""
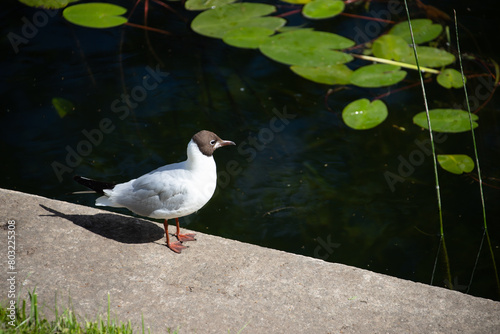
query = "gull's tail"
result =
(73, 176, 115, 195)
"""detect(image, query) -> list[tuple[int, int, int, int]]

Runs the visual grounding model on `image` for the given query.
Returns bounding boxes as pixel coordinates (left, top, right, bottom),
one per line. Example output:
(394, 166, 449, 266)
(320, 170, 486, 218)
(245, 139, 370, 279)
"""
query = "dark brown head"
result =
(191, 130, 235, 157)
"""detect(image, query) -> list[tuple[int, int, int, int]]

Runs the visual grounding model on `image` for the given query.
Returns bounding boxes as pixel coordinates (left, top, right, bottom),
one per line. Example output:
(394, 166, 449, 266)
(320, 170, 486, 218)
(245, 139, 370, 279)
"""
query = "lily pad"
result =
(400, 46, 455, 68)
(291, 64, 352, 85)
(372, 34, 412, 61)
(303, 0, 345, 20)
(63, 3, 128, 28)
(437, 154, 474, 174)
(191, 3, 285, 38)
(342, 98, 388, 130)
(19, 0, 78, 9)
(390, 19, 443, 44)
(185, 0, 236, 11)
(259, 29, 354, 67)
(350, 64, 406, 88)
(437, 68, 465, 89)
(413, 109, 478, 133)
(223, 27, 275, 49)
(52, 97, 74, 118)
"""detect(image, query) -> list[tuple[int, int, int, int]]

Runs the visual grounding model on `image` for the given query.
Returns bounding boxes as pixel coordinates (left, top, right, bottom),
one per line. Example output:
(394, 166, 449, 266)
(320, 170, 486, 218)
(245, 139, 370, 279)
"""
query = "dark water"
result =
(2, 0, 499, 301)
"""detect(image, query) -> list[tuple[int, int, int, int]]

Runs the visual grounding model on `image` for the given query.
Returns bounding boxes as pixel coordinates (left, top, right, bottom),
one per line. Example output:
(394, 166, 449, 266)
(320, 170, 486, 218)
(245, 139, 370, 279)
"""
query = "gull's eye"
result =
(210, 140, 216, 145)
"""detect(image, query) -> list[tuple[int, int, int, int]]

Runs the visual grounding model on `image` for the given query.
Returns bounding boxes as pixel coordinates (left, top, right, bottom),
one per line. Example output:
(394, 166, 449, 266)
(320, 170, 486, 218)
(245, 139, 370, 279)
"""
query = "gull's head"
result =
(191, 130, 235, 157)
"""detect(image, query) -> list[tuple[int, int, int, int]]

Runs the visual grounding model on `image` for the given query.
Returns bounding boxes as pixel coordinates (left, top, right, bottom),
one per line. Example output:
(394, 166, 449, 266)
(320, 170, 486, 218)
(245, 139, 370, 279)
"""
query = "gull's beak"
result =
(216, 140, 236, 149)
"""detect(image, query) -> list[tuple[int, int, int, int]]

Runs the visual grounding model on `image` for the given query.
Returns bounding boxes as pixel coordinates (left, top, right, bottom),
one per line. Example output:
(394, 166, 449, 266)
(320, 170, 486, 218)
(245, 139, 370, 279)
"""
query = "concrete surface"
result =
(1, 187, 499, 333)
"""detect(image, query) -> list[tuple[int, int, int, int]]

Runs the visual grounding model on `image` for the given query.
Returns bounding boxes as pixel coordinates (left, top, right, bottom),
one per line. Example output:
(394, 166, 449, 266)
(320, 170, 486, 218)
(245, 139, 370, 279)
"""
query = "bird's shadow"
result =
(39, 204, 165, 244)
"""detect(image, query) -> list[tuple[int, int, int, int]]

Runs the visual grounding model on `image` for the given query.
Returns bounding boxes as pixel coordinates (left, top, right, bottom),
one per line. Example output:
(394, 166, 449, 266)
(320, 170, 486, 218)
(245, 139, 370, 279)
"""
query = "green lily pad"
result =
(259, 29, 354, 67)
(389, 19, 443, 44)
(342, 98, 388, 130)
(223, 27, 275, 49)
(191, 3, 285, 38)
(400, 46, 455, 68)
(303, 0, 345, 20)
(437, 154, 474, 174)
(19, 0, 78, 9)
(52, 97, 74, 118)
(291, 64, 352, 85)
(372, 34, 413, 61)
(63, 3, 128, 28)
(437, 68, 465, 89)
(413, 109, 478, 133)
(350, 64, 406, 88)
(185, 0, 236, 11)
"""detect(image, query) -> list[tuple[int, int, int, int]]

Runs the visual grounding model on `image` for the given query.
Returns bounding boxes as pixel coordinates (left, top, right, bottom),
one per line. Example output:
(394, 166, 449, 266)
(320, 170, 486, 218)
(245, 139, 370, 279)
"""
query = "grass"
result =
(453, 10, 499, 294)
(403, 1, 499, 295)
(0, 290, 179, 334)
(402, 0, 451, 288)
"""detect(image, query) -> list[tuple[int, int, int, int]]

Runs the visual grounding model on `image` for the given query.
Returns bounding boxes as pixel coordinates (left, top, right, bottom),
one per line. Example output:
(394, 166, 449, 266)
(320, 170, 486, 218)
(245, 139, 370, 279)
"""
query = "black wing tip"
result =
(73, 175, 115, 194)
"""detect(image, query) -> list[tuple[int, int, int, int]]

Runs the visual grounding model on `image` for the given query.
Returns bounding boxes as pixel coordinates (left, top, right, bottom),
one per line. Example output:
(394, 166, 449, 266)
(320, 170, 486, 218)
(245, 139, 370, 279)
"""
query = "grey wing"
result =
(109, 169, 190, 217)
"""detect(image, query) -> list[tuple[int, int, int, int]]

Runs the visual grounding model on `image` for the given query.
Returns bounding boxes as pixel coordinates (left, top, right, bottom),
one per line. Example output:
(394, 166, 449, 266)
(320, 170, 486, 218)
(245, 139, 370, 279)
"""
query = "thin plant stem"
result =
(430, 235, 442, 284)
(352, 54, 440, 74)
(454, 10, 500, 295)
(402, 0, 452, 288)
(124, 22, 172, 36)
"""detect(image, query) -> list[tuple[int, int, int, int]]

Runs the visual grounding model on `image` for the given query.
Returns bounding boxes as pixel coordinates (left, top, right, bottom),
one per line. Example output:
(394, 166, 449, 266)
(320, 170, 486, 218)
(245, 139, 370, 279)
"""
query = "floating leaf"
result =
(400, 46, 455, 68)
(52, 97, 74, 118)
(291, 64, 352, 85)
(437, 68, 465, 89)
(185, 0, 236, 10)
(350, 64, 406, 88)
(223, 27, 275, 49)
(259, 29, 354, 67)
(342, 98, 388, 130)
(19, 0, 78, 9)
(437, 154, 474, 174)
(390, 19, 443, 44)
(63, 3, 128, 28)
(413, 109, 478, 133)
(303, 0, 345, 20)
(191, 3, 285, 38)
(372, 34, 412, 61)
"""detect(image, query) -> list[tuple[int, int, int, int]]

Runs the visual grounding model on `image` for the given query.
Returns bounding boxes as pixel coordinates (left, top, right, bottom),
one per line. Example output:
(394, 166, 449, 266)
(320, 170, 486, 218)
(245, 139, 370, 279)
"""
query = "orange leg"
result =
(175, 217, 196, 242)
(163, 219, 186, 253)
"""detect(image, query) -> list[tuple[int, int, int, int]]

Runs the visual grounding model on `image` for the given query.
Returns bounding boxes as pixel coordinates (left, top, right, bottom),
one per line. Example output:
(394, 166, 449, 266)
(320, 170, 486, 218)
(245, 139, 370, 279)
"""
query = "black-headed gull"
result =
(74, 130, 235, 253)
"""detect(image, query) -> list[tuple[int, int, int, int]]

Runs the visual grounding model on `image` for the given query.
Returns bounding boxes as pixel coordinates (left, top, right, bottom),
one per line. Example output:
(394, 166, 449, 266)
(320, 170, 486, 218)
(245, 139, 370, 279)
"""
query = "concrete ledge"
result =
(1, 188, 499, 333)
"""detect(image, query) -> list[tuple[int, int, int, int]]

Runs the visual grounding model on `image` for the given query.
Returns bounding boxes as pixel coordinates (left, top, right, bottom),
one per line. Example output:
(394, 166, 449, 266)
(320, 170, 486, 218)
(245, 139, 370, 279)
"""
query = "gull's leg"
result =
(163, 219, 187, 253)
(175, 217, 196, 242)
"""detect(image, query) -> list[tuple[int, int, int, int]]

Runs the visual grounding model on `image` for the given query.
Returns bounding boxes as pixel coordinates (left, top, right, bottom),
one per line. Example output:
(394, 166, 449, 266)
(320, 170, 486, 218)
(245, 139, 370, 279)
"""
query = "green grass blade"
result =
(453, 10, 500, 295)
(2, 289, 146, 333)
(402, 0, 451, 288)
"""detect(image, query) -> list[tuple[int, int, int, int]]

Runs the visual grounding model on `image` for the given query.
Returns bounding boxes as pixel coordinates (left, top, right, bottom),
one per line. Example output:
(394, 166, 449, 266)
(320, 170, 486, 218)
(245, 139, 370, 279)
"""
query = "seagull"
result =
(74, 130, 235, 253)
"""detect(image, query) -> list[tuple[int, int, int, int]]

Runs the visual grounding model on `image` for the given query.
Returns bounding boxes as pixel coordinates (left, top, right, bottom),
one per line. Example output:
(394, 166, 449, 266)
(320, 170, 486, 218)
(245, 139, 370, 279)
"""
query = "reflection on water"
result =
(1, 0, 499, 301)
